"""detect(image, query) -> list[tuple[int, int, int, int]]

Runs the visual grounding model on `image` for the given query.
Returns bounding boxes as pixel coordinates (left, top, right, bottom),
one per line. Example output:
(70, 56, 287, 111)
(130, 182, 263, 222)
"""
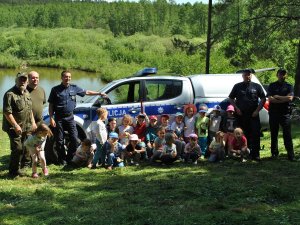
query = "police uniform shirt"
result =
(267, 81, 293, 114)
(48, 84, 86, 115)
(2, 86, 33, 132)
(229, 82, 265, 113)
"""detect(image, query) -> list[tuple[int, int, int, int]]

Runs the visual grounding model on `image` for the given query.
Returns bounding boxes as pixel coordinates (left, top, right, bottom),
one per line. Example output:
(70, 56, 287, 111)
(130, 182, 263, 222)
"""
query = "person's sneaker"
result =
(193, 161, 198, 165)
(107, 166, 113, 170)
(242, 158, 247, 163)
(43, 168, 49, 176)
(32, 173, 39, 178)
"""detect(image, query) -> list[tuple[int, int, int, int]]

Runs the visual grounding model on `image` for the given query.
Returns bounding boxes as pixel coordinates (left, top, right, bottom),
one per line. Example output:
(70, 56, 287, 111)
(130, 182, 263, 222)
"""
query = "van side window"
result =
(145, 80, 182, 101)
(106, 81, 140, 104)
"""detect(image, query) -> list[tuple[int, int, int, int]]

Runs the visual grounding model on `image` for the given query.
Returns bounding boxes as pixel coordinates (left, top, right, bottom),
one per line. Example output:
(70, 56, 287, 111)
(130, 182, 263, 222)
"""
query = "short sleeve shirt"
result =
(267, 81, 293, 114)
(229, 82, 265, 113)
(48, 83, 86, 114)
(231, 136, 247, 150)
(27, 86, 46, 123)
(195, 116, 209, 137)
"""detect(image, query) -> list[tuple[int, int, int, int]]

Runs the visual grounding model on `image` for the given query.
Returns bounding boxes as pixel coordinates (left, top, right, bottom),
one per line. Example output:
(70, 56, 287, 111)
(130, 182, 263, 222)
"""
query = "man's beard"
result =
(19, 85, 26, 92)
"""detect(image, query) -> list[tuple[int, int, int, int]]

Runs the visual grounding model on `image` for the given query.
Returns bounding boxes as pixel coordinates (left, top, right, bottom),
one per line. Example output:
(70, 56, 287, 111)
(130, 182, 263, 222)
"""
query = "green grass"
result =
(0, 118, 300, 225)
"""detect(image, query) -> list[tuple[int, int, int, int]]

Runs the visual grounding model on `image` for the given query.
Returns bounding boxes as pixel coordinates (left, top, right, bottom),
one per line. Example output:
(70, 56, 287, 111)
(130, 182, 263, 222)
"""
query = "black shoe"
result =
(58, 160, 67, 166)
(252, 156, 261, 162)
(271, 154, 278, 159)
(9, 170, 25, 178)
(288, 157, 296, 162)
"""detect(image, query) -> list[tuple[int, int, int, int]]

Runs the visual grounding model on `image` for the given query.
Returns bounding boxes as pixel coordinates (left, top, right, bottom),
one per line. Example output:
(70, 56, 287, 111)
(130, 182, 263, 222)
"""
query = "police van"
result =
(43, 68, 269, 161)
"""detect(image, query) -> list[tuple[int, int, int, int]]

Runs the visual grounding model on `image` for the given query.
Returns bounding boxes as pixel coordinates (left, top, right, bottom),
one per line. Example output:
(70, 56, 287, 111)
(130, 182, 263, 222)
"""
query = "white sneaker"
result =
(193, 161, 198, 165)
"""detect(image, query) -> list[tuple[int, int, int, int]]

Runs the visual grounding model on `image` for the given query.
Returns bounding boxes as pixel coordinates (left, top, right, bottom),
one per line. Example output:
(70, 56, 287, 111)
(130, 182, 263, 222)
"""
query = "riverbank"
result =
(0, 27, 280, 84)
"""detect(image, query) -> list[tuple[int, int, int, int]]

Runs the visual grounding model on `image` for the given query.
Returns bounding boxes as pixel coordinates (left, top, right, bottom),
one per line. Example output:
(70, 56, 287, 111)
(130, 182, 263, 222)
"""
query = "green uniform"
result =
(27, 86, 46, 124)
(2, 86, 33, 175)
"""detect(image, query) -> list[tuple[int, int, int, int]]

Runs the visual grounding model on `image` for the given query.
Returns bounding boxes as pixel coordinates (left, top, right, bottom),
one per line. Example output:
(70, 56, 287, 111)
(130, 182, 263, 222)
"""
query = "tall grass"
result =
(0, 27, 277, 83)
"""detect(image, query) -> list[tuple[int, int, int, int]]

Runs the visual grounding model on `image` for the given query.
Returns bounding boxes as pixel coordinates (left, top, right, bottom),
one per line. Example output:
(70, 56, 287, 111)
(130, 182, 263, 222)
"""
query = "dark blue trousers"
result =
(55, 115, 79, 163)
(269, 113, 294, 159)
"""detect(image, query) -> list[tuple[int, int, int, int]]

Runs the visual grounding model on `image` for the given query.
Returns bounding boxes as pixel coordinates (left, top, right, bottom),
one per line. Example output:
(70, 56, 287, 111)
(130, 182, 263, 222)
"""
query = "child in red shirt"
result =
(229, 128, 250, 162)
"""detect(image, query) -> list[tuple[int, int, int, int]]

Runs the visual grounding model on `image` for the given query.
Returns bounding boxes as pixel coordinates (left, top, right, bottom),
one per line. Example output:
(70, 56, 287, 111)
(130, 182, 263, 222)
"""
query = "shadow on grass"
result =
(1, 156, 300, 225)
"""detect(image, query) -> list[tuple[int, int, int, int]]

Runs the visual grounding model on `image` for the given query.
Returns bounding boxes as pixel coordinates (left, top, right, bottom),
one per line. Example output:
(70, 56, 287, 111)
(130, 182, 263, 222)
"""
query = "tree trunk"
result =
(205, 0, 212, 74)
(294, 40, 300, 96)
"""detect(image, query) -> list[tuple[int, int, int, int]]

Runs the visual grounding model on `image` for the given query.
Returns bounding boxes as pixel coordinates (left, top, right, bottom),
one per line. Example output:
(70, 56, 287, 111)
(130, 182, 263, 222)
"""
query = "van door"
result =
(97, 80, 142, 119)
(141, 79, 186, 118)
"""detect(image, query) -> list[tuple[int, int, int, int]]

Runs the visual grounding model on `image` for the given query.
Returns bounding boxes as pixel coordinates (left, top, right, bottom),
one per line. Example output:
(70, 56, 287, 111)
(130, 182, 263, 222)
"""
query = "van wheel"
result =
(44, 126, 86, 165)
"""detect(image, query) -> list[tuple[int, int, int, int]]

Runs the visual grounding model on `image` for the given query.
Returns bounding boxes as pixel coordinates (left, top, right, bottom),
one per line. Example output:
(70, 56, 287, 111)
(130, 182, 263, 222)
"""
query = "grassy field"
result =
(0, 118, 300, 225)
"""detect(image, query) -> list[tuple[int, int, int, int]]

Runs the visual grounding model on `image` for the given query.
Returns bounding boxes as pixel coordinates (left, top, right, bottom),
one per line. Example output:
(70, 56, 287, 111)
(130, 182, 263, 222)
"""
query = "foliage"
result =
(0, 116, 300, 225)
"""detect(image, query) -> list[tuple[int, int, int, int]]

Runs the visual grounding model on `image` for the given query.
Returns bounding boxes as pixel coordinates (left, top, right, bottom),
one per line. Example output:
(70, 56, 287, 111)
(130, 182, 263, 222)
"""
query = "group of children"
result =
(25, 103, 250, 178)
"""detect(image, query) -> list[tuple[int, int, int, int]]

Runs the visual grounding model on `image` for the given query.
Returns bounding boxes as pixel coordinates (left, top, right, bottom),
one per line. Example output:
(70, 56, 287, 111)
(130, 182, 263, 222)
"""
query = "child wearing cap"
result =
(160, 114, 172, 133)
(208, 105, 224, 154)
(229, 128, 250, 162)
(71, 139, 96, 168)
(183, 104, 197, 143)
(92, 108, 108, 168)
(145, 115, 159, 158)
(124, 134, 147, 166)
(208, 131, 225, 162)
(222, 105, 237, 154)
(195, 104, 209, 157)
(105, 132, 124, 170)
(161, 133, 177, 165)
(171, 112, 185, 140)
(133, 113, 149, 143)
(170, 112, 186, 161)
(183, 133, 201, 164)
(119, 114, 134, 148)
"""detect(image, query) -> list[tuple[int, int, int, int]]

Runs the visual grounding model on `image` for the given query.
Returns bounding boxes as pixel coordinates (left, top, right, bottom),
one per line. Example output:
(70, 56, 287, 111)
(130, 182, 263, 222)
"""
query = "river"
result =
(0, 67, 106, 111)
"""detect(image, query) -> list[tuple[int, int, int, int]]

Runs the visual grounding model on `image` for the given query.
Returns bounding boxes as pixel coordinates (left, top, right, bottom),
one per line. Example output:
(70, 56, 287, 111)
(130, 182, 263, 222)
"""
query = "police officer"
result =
(267, 69, 295, 161)
(2, 72, 37, 177)
(48, 70, 106, 165)
(228, 69, 266, 161)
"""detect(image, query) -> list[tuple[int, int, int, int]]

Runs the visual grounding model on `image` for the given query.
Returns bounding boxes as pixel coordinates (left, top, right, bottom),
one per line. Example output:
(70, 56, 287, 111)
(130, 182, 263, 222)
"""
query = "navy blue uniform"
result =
(229, 82, 266, 159)
(48, 84, 86, 163)
(267, 81, 294, 160)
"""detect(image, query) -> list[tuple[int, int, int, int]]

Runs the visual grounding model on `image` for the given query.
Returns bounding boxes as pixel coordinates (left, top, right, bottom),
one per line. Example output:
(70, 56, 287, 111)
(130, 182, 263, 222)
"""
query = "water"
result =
(0, 67, 106, 111)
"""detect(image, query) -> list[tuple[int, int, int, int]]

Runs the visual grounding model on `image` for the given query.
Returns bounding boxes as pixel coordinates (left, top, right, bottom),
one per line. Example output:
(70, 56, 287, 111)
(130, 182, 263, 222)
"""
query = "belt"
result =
(57, 112, 73, 118)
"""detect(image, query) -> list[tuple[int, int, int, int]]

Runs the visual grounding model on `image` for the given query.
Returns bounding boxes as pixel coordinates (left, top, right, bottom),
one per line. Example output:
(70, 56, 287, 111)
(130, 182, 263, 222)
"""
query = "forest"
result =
(0, 0, 299, 91)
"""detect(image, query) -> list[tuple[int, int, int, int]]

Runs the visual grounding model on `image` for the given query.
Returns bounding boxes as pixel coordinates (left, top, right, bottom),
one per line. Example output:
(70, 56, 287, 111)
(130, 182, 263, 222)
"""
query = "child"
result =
(183, 133, 201, 164)
(150, 126, 166, 163)
(208, 131, 225, 162)
(71, 139, 96, 168)
(119, 114, 134, 148)
(160, 114, 172, 133)
(171, 112, 185, 141)
(208, 105, 223, 146)
(183, 104, 197, 143)
(229, 128, 250, 162)
(133, 113, 149, 143)
(106, 117, 119, 137)
(161, 133, 177, 165)
(145, 115, 159, 158)
(24, 123, 53, 178)
(222, 105, 237, 154)
(195, 104, 209, 157)
(124, 134, 147, 166)
(105, 132, 124, 170)
(170, 112, 186, 160)
(92, 108, 108, 168)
